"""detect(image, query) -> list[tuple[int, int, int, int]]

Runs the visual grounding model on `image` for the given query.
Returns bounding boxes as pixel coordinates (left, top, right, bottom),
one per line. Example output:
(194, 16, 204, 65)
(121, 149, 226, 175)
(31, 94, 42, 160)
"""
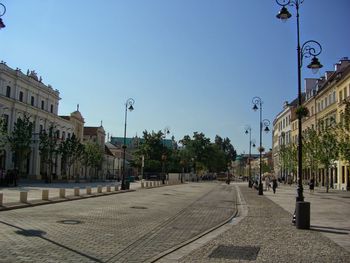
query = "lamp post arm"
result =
(0, 3, 6, 17)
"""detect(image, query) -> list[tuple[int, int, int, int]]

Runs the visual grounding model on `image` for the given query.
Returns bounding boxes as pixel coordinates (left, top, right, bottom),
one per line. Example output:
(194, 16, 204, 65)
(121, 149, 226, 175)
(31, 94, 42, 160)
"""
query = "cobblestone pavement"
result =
(0, 182, 236, 262)
(178, 184, 350, 263)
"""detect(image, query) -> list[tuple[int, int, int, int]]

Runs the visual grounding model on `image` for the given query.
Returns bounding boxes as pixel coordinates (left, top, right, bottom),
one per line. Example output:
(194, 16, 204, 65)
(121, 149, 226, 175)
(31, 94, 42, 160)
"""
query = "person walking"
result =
(309, 178, 315, 194)
(272, 177, 278, 194)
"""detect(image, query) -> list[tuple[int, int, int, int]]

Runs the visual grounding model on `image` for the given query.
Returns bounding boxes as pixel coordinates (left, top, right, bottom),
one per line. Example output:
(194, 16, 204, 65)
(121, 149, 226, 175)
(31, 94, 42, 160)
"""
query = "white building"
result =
(0, 62, 83, 180)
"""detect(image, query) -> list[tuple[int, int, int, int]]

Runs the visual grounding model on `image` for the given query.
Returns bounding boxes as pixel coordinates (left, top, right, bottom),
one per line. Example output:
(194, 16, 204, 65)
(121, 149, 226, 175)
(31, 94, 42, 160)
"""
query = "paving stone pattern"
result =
(0, 183, 236, 263)
(179, 185, 350, 263)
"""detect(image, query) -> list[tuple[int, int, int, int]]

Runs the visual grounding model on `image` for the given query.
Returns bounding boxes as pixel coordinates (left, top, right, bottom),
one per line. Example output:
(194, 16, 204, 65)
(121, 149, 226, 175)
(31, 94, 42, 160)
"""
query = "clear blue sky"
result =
(1, 0, 349, 154)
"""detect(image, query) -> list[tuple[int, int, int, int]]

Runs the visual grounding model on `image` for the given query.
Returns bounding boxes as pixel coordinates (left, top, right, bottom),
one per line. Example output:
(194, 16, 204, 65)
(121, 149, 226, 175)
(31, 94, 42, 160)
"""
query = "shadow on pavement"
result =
(0, 220, 103, 262)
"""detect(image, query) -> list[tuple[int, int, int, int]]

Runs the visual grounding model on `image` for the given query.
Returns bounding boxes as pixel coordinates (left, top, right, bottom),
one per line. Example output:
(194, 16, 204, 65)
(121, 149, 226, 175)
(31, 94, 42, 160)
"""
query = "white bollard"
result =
(114, 184, 119, 191)
(145, 181, 149, 188)
(59, 188, 66, 198)
(107, 185, 111, 192)
(86, 187, 92, 195)
(42, 189, 49, 201)
(0, 193, 3, 206)
(20, 191, 28, 203)
(141, 181, 144, 188)
(97, 185, 102, 193)
(74, 187, 80, 196)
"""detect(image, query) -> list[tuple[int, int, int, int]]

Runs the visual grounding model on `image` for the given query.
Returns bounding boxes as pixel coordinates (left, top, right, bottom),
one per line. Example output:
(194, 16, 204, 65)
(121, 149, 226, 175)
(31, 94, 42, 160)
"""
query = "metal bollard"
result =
(97, 185, 102, 193)
(42, 189, 49, 201)
(20, 191, 28, 203)
(86, 187, 92, 195)
(74, 187, 80, 196)
(59, 188, 66, 198)
(107, 185, 111, 192)
(0, 193, 3, 206)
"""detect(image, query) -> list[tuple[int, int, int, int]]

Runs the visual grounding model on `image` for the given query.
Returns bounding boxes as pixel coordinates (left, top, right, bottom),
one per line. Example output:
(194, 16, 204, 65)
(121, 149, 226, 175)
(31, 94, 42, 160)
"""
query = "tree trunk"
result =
(326, 166, 329, 193)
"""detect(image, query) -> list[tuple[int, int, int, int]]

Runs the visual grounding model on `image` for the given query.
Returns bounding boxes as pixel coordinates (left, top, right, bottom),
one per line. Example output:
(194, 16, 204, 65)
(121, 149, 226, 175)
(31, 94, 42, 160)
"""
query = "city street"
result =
(0, 182, 236, 263)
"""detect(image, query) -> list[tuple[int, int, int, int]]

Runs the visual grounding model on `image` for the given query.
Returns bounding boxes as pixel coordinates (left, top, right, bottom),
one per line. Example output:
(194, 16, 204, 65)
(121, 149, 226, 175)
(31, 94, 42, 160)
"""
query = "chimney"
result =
(334, 57, 350, 72)
(324, 71, 334, 80)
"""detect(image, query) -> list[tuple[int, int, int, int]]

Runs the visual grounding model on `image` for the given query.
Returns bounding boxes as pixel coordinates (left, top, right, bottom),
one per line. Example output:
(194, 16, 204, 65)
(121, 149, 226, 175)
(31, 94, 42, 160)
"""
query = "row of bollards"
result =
(0, 184, 121, 205)
(140, 180, 177, 188)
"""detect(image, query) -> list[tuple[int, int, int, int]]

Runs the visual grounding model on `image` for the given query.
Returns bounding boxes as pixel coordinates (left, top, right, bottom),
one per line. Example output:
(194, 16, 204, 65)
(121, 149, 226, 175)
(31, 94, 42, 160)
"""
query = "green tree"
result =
(58, 134, 83, 180)
(338, 101, 350, 174)
(303, 128, 320, 182)
(132, 130, 166, 173)
(39, 126, 59, 183)
(316, 121, 339, 193)
(0, 116, 7, 156)
(8, 115, 33, 175)
(82, 142, 104, 180)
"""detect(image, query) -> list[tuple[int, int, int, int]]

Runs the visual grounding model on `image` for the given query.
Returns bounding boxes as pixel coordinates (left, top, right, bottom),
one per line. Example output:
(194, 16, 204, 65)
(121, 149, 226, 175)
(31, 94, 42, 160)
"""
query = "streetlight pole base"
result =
(258, 183, 263, 195)
(295, 201, 310, 229)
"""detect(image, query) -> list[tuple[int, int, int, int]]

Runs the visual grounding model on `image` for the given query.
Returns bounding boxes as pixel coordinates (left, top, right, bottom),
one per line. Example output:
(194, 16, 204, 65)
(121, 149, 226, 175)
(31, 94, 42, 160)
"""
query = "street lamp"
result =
(245, 126, 256, 188)
(0, 3, 6, 29)
(161, 127, 170, 184)
(276, 0, 323, 229)
(252, 97, 270, 196)
(121, 98, 135, 190)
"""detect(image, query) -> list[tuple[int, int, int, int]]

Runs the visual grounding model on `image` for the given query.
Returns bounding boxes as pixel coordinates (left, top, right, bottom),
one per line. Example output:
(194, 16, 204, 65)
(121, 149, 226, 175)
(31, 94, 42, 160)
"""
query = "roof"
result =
(84, 126, 104, 136)
(110, 136, 174, 149)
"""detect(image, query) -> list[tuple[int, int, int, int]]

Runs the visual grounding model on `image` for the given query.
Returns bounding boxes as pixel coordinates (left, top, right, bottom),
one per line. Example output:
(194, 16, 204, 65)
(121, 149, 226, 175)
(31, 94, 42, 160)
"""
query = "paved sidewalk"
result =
(177, 183, 350, 263)
(0, 180, 141, 205)
(264, 183, 350, 252)
(0, 182, 236, 262)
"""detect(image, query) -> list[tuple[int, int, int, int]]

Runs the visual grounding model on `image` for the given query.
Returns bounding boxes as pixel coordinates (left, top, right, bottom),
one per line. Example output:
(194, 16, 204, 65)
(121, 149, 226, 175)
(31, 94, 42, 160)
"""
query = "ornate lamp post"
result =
(276, 0, 323, 229)
(0, 3, 6, 29)
(161, 127, 170, 184)
(121, 98, 135, 190)
(252, 97, 270, 195)
(245, 126, 256, 187)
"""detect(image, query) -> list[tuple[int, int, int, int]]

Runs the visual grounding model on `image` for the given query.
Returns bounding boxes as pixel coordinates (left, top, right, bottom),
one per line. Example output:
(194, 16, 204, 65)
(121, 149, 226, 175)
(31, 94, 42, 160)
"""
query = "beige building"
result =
(0, 62, 82, 180)
(272, 57, 350, 191)
(335, 58, 350, 190)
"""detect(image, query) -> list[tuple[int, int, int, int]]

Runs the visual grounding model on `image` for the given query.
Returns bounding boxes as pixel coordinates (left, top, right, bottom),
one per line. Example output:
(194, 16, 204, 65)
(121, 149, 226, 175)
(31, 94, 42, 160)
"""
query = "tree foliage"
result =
(58, 133, 83, 179)
(0, 116, 7, 155)
(39, 126, 59, 182)
(8, 115, 33, 174)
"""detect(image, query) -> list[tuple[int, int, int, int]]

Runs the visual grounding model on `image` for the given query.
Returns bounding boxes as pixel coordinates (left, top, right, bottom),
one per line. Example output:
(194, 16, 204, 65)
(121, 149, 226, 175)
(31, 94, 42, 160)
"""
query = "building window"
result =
(6, 86, 11, 97)
(62, 131, 66, 140)
(40, 124, 43, 132)
(334, 167, 338, 183)
(325, 97, 328, 107)
(19, 91, 24, 102)
(342, 166, 345, 183)
(344, 87, 348, 98)
(339, 90, 343, 102)
(50, 104, 53, 113)
(31, 96, 35, 106)
(41, 100, 45, 110)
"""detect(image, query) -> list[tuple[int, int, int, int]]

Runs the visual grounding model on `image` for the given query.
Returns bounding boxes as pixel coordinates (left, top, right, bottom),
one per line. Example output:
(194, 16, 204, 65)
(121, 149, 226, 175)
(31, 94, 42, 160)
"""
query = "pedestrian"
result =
(309, 178, 315, 194)
(272, 177, 278, 194)
(265, 176, 270, 191)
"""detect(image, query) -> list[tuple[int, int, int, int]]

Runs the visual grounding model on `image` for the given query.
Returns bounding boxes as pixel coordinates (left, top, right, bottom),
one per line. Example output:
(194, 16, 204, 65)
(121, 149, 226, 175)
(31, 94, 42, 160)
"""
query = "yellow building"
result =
(335, 58, 350, 190)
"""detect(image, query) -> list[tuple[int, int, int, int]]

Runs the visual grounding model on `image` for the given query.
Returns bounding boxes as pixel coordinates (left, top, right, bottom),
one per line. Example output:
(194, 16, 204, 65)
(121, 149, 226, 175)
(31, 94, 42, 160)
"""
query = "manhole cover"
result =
(163, 193, 172, 196)
(209, 245, 260, 260)
(130, 206, 148, 209)
(57, 220, 82, 225)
